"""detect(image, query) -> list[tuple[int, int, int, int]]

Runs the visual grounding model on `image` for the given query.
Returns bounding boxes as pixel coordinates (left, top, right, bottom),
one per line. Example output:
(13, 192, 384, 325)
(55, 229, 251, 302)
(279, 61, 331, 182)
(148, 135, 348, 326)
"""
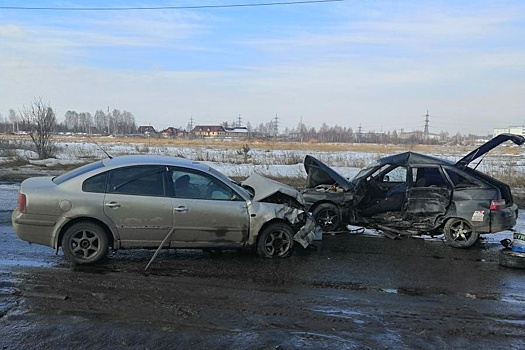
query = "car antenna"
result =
(88, 135, 113, 159)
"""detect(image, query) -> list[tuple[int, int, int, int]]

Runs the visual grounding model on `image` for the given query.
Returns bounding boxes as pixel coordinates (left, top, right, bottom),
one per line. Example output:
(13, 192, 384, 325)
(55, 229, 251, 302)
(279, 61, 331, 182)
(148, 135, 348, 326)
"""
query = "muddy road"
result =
(2, 181, 525, 349)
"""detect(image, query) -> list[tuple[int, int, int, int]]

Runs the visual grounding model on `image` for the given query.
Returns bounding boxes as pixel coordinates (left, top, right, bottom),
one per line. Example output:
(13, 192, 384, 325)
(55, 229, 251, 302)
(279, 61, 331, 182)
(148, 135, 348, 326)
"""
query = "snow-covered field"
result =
(2, 139, 524, 181)
(2, 140, 368, 179)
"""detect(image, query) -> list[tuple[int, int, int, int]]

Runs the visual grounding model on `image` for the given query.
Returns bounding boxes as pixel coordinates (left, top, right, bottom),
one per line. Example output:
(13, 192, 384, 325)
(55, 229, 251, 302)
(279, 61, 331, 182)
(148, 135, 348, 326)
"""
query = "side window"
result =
(171, 168, 237, 200)
(108, 166, 166, 196)
(383, 166, 407, 183)
(381, 166, 407, 196)
(444, 168, 480, 188)
(412, 167, 447, 187)
(83, 172, 108, 193)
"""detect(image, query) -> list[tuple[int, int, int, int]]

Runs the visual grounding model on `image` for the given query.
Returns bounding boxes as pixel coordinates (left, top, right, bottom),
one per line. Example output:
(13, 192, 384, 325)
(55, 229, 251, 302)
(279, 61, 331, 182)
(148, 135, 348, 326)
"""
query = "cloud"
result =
(0, 1, 524, 135)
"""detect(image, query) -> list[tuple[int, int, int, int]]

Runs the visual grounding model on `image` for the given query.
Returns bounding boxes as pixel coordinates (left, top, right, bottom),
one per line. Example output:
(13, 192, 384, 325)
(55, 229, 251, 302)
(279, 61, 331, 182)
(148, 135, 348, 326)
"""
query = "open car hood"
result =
(241, 173, 306, 206)
(303, 155, 353, 191)
(456, 133, 525, 168)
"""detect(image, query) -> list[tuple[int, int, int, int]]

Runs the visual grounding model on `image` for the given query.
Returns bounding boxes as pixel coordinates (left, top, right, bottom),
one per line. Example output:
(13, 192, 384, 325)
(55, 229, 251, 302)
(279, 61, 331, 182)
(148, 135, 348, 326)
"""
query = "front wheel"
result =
(257, 223, 294, 258)
(444, 218, 479, 248)
(62, 221, 109, 264)
(312, 203, 341, 232)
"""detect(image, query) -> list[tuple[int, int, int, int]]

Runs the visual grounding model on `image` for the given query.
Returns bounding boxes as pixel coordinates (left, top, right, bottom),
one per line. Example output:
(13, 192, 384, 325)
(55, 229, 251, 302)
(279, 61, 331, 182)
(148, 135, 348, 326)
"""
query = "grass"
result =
(5, 133, 523, 155)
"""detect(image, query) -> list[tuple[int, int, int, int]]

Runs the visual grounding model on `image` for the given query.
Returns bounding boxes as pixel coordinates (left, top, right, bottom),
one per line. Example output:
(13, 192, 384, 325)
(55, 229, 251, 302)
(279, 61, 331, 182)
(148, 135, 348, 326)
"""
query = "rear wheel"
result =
(62, 222, 109, 264)
(257, 223, 294, 258)
(312, 203, 341, 232)
(444, 218, 479, 248)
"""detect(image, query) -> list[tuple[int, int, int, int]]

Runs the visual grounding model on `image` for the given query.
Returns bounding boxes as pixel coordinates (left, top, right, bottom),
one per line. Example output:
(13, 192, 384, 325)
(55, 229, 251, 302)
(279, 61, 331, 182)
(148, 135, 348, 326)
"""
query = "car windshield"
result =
(352, 161, 381, 184)
(206, 166, 252, 199)
(52, 160, 105, 185)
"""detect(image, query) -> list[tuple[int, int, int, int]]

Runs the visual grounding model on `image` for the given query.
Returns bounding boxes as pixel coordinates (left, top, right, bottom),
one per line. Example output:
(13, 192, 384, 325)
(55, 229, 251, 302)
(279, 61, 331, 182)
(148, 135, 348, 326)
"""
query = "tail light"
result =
(17, 193, 27, 212)
(490, 199, 506, 210)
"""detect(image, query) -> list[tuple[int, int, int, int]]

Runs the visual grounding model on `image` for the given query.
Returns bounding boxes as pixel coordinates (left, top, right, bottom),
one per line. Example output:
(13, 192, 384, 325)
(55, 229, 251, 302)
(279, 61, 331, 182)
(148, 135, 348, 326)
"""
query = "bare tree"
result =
(20, 98, 57, 159)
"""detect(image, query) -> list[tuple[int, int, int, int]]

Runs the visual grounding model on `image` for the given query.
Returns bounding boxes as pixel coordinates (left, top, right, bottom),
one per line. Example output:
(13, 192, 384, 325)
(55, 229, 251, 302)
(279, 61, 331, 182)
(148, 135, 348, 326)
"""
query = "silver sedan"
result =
(12, 155, 319, 264)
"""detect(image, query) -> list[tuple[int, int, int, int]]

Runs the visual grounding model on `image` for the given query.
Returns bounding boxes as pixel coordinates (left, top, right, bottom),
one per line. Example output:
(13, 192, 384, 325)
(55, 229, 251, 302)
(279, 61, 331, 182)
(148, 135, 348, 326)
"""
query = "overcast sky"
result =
(1, 0, 524, 135)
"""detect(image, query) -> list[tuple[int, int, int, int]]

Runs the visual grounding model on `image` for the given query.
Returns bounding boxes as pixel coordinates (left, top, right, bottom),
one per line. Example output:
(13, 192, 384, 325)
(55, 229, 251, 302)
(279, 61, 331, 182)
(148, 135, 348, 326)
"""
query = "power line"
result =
(0, 0, 345, 11)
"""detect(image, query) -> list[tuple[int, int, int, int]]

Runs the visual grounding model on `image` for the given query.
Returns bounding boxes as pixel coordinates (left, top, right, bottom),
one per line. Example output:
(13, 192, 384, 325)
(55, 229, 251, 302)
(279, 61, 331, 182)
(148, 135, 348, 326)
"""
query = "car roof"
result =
(376, 151, 453, 167)
(378, 134, 525, 168)
(100, 155, 209, 171)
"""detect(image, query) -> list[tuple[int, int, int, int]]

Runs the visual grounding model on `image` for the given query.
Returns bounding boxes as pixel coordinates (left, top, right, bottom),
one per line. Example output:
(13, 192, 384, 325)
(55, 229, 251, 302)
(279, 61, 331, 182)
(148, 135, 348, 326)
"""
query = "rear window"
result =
(83, 172, 108, 193)
(53, 161, 105, 185)
(444, 168, 480, 188)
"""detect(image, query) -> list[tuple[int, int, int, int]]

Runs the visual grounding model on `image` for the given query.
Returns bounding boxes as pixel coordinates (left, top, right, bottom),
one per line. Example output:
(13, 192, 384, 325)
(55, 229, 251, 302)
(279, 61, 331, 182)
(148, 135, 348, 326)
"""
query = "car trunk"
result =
(454, 133, 523, 208)
(463, 167, 514, 205)
(19, 176, 59, 215)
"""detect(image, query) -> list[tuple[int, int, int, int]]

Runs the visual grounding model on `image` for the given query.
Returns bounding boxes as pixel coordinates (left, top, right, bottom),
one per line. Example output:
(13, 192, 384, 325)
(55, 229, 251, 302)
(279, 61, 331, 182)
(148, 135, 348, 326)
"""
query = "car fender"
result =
(54, 213, 120, 250)
(247, 201, 317, 248)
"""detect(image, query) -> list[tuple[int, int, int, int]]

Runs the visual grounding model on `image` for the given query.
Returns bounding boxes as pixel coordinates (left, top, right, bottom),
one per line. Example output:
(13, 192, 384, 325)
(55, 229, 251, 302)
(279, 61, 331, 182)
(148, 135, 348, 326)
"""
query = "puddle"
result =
(381, 288, 398, 294)
(500, 294, 525, 305)
(311, 305, 366, 324)
(0, 259, 55, 268)
(499, 318, 525, 326)
(0, 183, 20, 191)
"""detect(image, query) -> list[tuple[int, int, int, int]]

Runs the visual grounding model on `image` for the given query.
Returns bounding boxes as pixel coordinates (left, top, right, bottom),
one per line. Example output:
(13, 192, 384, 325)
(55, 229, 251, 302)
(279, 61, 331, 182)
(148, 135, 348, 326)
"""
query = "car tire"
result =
(312, 203, 341, 232)
(62, 221, 109, 264)
(444, 218, 479, 248)
(499, 249, 525, 269)
(257, 222, 294, 258)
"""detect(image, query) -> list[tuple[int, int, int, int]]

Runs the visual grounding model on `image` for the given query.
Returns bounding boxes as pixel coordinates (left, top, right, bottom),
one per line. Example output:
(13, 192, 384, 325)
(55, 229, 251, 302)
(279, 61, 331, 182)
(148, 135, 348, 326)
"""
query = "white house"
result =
(493, 126, 525, 137)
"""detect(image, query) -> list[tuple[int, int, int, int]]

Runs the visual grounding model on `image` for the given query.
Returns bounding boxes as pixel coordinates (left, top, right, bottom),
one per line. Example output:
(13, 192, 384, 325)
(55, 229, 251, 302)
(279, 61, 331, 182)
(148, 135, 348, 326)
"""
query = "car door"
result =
(169, 167, 250, 248)
(103, 165, 174, 248)
(404, 166, 451, 226)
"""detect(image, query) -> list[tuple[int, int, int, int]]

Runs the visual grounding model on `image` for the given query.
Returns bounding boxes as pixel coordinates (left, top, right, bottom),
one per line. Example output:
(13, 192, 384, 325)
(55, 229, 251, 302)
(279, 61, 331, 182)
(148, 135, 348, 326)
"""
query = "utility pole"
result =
(273, 114, 279, 137)
(188, 116, 194, 131)
(423, 110, 430, 142)
(300, 116, 304, 143)
(107, 106, 110, 135)
(357, 124, 363, 143)
(237, 114, 242, 127)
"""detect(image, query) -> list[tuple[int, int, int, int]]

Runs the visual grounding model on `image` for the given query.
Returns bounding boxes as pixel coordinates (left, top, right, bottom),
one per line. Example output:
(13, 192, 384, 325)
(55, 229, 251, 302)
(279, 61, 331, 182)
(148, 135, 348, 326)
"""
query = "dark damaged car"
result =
(12, 155, 319, 264)
(303, 134, 525, 248)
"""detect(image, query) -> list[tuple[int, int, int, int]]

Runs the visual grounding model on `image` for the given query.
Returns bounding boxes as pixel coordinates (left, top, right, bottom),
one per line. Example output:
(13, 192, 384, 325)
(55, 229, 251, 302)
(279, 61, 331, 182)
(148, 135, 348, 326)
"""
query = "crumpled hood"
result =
(241, 173, 305, 206)
(304, 155, 354, 191)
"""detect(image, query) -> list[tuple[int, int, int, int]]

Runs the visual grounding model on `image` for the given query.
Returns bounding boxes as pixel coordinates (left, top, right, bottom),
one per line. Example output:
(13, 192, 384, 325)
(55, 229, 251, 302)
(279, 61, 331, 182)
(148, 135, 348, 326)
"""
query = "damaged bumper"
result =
(268, 205, 322, 248)
(294, 213, 323, 248)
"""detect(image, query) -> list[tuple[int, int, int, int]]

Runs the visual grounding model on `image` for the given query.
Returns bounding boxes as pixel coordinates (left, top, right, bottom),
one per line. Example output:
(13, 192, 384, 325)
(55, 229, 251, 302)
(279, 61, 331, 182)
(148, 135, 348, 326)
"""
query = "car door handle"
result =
(174, 206, 189, 213)
(105, 202, 121, 208)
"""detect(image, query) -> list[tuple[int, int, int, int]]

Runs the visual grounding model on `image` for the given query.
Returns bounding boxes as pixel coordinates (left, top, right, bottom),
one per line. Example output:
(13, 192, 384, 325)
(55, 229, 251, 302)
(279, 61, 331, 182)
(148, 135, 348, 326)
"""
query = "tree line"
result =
(0, 99, 138, 159)
(1, 99, 480, 161)
(1, 107, 136, 136)
(227, 120, 459, 145)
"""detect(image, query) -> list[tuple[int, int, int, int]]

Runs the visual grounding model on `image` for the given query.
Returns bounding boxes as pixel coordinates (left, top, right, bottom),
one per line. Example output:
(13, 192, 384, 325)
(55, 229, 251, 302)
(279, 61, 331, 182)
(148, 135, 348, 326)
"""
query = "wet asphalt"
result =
(2, 182, 525, 349)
